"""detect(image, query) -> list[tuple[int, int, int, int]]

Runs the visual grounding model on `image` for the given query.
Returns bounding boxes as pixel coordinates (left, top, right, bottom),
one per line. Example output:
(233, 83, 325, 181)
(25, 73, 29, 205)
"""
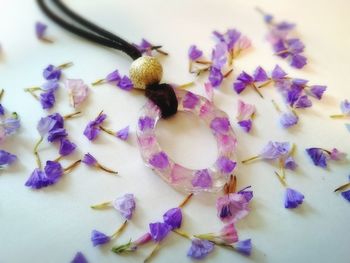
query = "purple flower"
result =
(183, 92, 199, 109)
(295, 95, 312, 108)
(188, 45, 203, 61)
(25, 168, 51, 189)
(191, 169, 212, 188)
(306, 148, 328, 168)
(59, 138, 77, 156)
(47, 127, 67, 142)
(116, 126, 129, 141)
(134, 39, 153, 55)
(149, 152, 169, 169)
(43, 65, 61, 81)
(284, 188, 304, 208)
(83, 113, 107, 141)
(238, 119, 252, 132)
(187, 239, 215, 260)
(271, 65, 287, 80)
(0, 150, 17, 166)
(40, 90, 55, 109)
(341, 190, 350, 202)
(253, 66, 268, 82)
(0, 104, 4, 115)
(309, 85, 326, 100)
(284, 156, 298, 170)
(290, 54, 307, 69)
(106, 70, 121, 83)
(149, 222, 171, 242)
(237, 186, 254, 202)
(216, 156, 236, 174)
(280, 112, 298, 128)
(211, 42, 227, 70)
(37, 113, 64, 137)
(138, 116, 155, 131)
(234, 239, 252, 256)
(117, 76, 133, 91)
(216, 193, 250, 223)
(210, 117, 230, 134)
(340, 100, 350, 115)
(112, 193, 136, 220)
(237, 100, 255, 120)
(35, 22, 47, 39)
(163, 207, 182, 230)
(1, 116, 21, 136)
(260, 141, 291, 160)
(208, 67, 223, 87)
(71, 252, 88, 263)
(82, 153, 97, 166)
(44, 161, 63, 184)
(233, 71, 253, 94)
(91, 230, 111, 246)
(42, 81, 59, 91)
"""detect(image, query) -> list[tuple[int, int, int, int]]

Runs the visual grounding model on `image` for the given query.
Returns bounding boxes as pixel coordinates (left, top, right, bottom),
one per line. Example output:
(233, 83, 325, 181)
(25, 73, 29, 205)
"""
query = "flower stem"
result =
(97, 163, 118, 175)
(334, 182, 350, 192)
(64, 160, 81, 174)
(53, 155, 63, 162)
(241, 155, 260, 164)
(330, 114, 348, 119)
(92, 79, 106, 86)
(99, 126, 115, 136)
(279, 159, 286, 179)
(154, 48, 168, 56)
(58, 62, 73, 69)
(177, 82, 194, 89)
(111, 220, 128, 239)
(173, 229, 191, 240)
(195, 60, 212, 65)
(179, 193, 194, 208)
(252, 83, 264, 98)
(90, 201, 112, 209)
(34, 137, 43, 169)
(63, 111, 81, 119)
(0, 89, 4, 100)
(271, 100, 281, 113)
(223, 68, 234, 78)
(258, 79, 273, 88)
(144, 243, 161, 263)
(274, 171, 287, 187)
(25, 89, 40, 100)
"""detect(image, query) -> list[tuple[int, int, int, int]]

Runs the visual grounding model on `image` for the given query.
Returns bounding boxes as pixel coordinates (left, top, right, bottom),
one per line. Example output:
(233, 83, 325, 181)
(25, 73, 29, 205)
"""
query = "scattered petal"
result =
(149, 222, 171, 242)
(112, 193, 136, 220)
(284, 188, 304, 208)
(91, 230, 111, 246)
(66, 79, 89, 108)
(116, 126, 130, 141)
(163, 207, 182, 230)
(71, 252, 88, 263)
(216, 193, 250, 223)
(187, 239, 215, 260)
(0, 150, 17, 166)
(234, 239, 252, 256)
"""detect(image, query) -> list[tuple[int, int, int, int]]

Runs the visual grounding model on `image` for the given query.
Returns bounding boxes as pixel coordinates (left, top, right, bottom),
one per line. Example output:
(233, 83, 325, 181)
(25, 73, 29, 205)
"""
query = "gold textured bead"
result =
(129, 56, 163, 90)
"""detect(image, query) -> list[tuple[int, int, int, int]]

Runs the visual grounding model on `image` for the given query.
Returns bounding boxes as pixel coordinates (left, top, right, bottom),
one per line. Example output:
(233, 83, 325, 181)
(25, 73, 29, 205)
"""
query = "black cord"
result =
(37, 0, 142, 60)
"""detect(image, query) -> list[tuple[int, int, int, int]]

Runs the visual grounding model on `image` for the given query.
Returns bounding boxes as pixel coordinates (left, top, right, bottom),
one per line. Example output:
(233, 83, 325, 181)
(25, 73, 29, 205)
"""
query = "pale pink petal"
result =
(204, 82, 214, 102)
(237, 100, 255, 121)
(65, 79, 89, 108)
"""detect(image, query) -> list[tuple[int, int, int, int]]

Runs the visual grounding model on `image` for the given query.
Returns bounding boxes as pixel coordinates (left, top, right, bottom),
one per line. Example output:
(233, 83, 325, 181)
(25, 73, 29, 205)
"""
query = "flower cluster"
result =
(92, 69, 133, 91)
(236, 100, 256, 132)
(306, 147, 346, 168)
(257, 9, 307, 69)
(188, 28, 251, 88)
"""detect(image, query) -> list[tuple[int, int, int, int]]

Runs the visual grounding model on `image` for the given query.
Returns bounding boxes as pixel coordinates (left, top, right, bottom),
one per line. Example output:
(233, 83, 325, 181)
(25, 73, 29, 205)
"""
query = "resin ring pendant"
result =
(136, 88, 238, 193)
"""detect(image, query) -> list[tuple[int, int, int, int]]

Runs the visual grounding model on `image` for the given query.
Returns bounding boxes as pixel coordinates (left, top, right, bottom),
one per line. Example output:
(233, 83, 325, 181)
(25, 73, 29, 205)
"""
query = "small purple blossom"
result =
(0, 150, 17, 166)
(211, 42, 227, 70)
(280, 112, 298, 128)
(112, 193, 136, 220)
(40, 90, 55, 109)
(340, 100, 350, 115)
(188, 45, 203, 61)
(149, 222, 171, 242)
(91, 230, 111, 246)
(284, 156, 298, 170)
(234, 239, 252, 256)
(35, 22, 47, 39)
(106, 70, 121, 83)
(149, 152, 169, 169)
(216, 193, 250, 223)
(116, 126, 130, 141)
(44, 161, 63, 185)
(0, 104, 4, 115)
(138, 116, 155, 131)
(237, 186, 254, 202)
(191, 169, 213, 188)
(183, 92, 199, 109)
(1, 115, 21, 136)
(83, 113, 107, 141)
(284, 188, 304, 208)
(43, 65, 61, 81)
(117, 76, 133, 91)
(163, 207, 182, 230)
(216, 156, 236, 174)
(187, 239, 215, 260)
(59, 138, 76, 156)
(208, 67, 223, 87)
(233, 67, 267, 95)
(238, 119, 252, 132)
(309, 85, 326, 100)
(260, 141, 291, 160)
(82, 153, 97, 166)
(341, 190, 350, 202)
(47, 127, 67, 142)
(294, 95, 312, 108)
(25, 168, 51, 189)
(271, 65, 287, 80)
(210, 117, 230, 134)
(133, 39, 153, 55)
(306, 148, 328, 168)
(71, 252, 88, 263)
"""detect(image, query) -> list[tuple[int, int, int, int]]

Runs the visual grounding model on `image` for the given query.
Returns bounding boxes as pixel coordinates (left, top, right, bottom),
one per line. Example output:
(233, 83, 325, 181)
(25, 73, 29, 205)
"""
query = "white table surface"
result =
(0, 0, 349, 262)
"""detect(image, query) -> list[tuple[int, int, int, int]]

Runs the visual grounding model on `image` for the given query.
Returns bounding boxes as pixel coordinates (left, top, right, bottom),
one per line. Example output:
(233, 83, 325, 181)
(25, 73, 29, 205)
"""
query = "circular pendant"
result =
(136, 88, 238, 193)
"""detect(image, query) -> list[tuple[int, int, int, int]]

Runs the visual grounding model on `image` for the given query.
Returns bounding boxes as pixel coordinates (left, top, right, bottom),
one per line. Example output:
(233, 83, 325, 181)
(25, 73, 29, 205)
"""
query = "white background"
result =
(0, 0, 349, 262)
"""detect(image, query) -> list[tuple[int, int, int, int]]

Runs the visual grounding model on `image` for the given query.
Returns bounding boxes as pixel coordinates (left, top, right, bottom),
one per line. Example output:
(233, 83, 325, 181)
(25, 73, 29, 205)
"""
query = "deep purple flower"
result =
(295, 95, 312, 108)
(91, 230, 111, 246)
(234, 239, 252, 256)
(271, 65, 287, 80)
(216, 193, 250, 223)
(71, 252, 88, 263)
(0, 104, 4, 115)
(253, 66, 268, 82)
(208, 67, 223, 87)
(35, 22, 47, 39)
(134, 39, 153, 55)
(138, 116, 155, 131)
(0, 150, 17, 166)
(309, 85, 326, 100)
(260, 141, 291, 160)
(149, 222, 171, 242)
(106, 70, 121, 83)
(82, 153, 97, 166)
(37, 113, 64, 137)
(284, 188, 304, 208)
(280, 112, 298, 128)
(116, 126, 129, 141)
(183, 92, 199, 109)
(47, 127, 67, 142)
(188, 45, 203, 61)
(290, 54, 307, 69)
(59, 138, 77, 156)
(163, 207, 182, 230)
(238, 119, 252, 132)
(233, 71, 253, 94)
(149, 152, 169, 169)
(40, 90, 55, 109)
(112, 193, 136, 220)
(210, 117, 230, 134)
(211, 42, 227, 69)
(216, 156, 236, 174)
(44, 161, 63, 184)
(187, 238, 215, 260)
(237, 186, 254, 202)
(286, 84, 303, 106)
(83, 113, 107, 141)
(191, 169, 212, 188)
(284, 156, 298, 170)
(25, 168, 51, 189)
(341, 190, 350, 202)
(117, 76, 133, 91)
(306, 148, 328, 168)
(43, 65, 61, 81)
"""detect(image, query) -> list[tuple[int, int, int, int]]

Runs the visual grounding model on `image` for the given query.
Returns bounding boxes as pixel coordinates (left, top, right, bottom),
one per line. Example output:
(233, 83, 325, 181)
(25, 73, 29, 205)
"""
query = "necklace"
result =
(38, 0, 238, 193)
